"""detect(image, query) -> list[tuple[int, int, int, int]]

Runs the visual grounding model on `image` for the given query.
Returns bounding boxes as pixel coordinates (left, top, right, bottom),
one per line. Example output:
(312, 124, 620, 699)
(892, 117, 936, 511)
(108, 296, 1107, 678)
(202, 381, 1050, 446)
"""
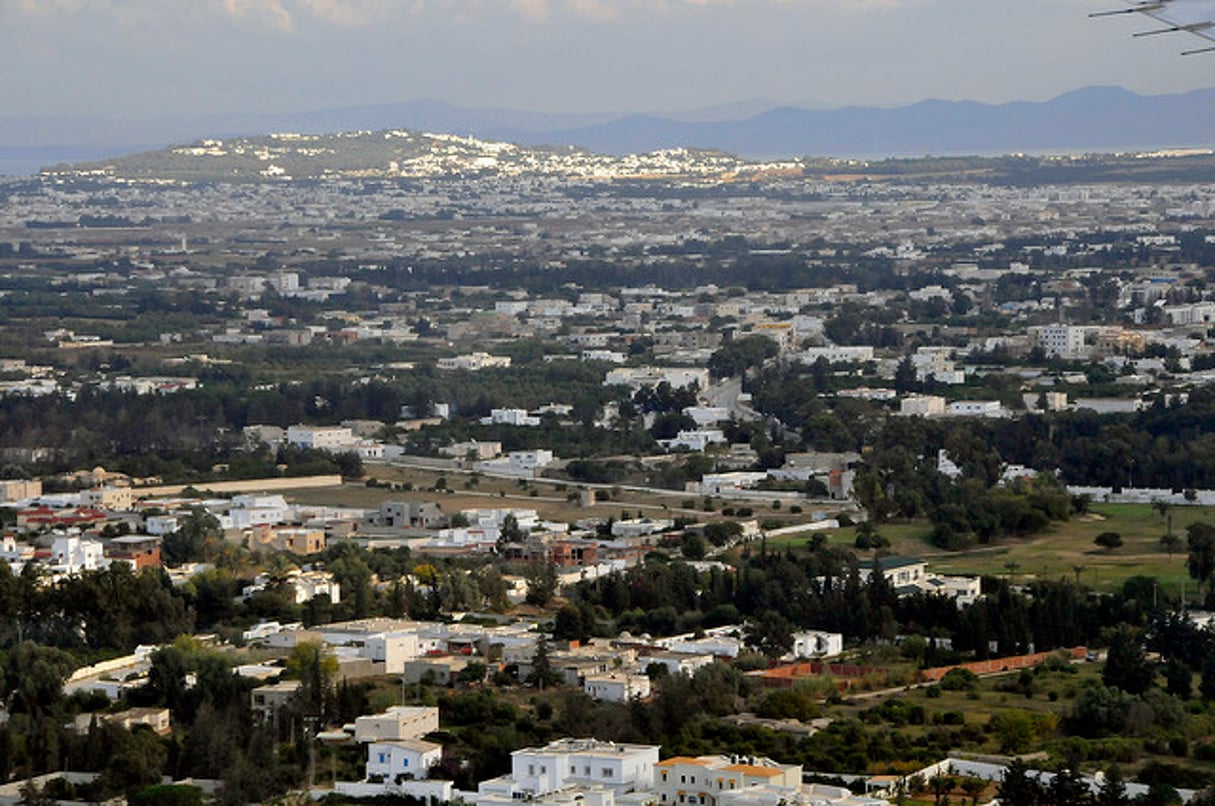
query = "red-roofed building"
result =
(17, 506, 108, 530)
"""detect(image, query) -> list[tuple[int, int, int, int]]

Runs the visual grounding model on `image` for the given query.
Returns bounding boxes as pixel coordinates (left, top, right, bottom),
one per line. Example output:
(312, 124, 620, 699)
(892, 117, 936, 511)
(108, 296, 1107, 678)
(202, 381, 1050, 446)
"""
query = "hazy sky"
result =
(2, 0, 1213, 119)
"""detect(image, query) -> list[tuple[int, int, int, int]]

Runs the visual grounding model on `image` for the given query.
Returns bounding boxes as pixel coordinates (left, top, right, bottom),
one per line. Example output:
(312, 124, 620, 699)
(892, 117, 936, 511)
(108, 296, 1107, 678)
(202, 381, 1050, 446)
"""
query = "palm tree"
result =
(1152, 498, 1175, 539)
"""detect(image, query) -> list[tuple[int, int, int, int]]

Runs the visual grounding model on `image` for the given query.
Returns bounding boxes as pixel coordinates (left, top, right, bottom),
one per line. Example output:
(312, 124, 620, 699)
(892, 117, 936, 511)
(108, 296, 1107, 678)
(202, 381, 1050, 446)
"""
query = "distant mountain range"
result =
(2, 86, 1214, 175)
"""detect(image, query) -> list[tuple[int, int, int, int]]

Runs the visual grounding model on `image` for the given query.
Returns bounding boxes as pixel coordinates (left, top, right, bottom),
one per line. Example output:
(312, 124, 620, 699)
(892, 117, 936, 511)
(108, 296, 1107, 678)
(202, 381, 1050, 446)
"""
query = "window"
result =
(528, 765, 535, 776)
(602, 768, 612, 778)
(403, 759, 409, 768)
(571, 767, 577, 775)
(661, 773, 668, 782)
(680, 776, 686, 784)
(378, 753, 388, 764)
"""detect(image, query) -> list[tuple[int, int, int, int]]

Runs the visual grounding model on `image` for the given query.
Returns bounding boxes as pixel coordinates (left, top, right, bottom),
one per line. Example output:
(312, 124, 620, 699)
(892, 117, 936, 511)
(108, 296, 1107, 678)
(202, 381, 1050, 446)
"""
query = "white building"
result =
(946, 400, 1004, 417)
(611, 519, 675, 539)
(898, 395, 946, 417)
(682, 407, 730, 427)
(437, 353, 512, 371)
(654, 755, 802, 806)
(605, 367, 709, 391)
(439, 441, 503, 461)
(144, 515, 180, 536)
(477, 739, 661, 802)
(365, 739, 443, 781)
(790, 631, 843, 659)
(797, 346, 874, 364)
(1028, 325, 1091, 359)
(583, 350, 628, 364)
(662, 430, 726, 452)
(481, 408, 542, 427)
(286, 424, 356, 451)
(474, 450, 555, 479)
(1072, 398, 1144, 414)
(583, 673, 652, 703)
(693, 472, 768, 496)
(228, 494, 290, 530)
(50, 535, 107, 575)
(355, 706, 440, 744)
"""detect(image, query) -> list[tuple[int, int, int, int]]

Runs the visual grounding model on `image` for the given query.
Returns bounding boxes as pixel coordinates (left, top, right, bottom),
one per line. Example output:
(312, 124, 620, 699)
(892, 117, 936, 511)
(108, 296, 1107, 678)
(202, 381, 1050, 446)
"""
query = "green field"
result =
(777, 504, 1215, 597)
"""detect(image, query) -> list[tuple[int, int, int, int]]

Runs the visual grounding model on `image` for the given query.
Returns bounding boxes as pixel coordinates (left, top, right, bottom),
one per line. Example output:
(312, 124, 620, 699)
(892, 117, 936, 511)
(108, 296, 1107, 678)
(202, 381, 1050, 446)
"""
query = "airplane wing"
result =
(1092, 0, 1215, 53)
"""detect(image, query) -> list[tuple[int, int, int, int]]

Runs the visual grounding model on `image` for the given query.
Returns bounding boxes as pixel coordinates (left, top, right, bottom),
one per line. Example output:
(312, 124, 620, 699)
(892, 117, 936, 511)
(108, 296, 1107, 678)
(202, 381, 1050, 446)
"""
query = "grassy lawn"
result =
(773, 504, 1215, 596)
(912, 503, 1210, 594)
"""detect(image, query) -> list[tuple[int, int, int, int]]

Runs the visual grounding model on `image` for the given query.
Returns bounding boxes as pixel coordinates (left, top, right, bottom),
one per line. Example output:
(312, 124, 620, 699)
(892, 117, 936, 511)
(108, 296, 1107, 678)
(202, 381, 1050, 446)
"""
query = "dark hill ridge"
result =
(499, 87, 1215, 156)
(2, 86, 1214, 175)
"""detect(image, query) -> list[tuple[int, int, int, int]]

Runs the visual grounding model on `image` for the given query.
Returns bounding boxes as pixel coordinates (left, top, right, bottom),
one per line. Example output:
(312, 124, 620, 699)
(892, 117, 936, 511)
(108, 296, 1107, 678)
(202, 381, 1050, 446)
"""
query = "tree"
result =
(1161, 532, 1183, 560)
(996, 759, 1044, 806)
(1201, 653, 1215, 701)
(1102, 626, 1154, 695)
(524, 561, 558, 607)
(894, 356, 918, 395)
(1095, 764, 1130, 806)
(143, 646, 189, 717)
(1095, 531, 1123, 552)
(1165, 657, 1193, 699)
(527, 637, 560, 690)
(990, 709, 1037, 753)
(708, 335, 779, 379)
(285, 641, 338, 721)
(552, 604, 591, 643)
(162, 507, 222, 565)
(745, 611, 794, 658)
(1187, 522, 1215, 594)
(928, 773, 955, 806)
(1153, 499, 1175, 540)
(1048, 765, 1090, 806)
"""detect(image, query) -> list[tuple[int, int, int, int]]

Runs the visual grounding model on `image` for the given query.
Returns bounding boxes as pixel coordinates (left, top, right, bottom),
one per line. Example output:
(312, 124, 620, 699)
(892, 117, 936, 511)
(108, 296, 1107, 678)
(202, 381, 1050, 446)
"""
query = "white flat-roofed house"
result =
(642, 651, 716, 677)
(682, 407, 730, 427)
(365, 739, 442, 781)
(481, 408, 542, 427)
(286, 424, 355, 451)
(439, 441, 503, 461)
(664, 635, 744, 659)
(437, 353, 512, 371)
(1028, 324, 1092, 359)
(946, 400, 1004, 417)
(473, 450, 555, 479)
(798, 346, 874, 364)
(583, 673, 651, 703)
(654, 755, 803, 806)
(790, 630, 843, 659)
(899, 395, 946, 417)
(355, 706, 439, 743)
(662, 430, 726, 452)
(480, 738, 660, 801)
(583, 350, 627, 364)
(1072, 398, 1144, 415)
(360, 630, 423, 674)
(604, 367, 709, 391)
(50, 535, 107, 576)
(610, 519, 674, 539)
(145, 515, 180, 536)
